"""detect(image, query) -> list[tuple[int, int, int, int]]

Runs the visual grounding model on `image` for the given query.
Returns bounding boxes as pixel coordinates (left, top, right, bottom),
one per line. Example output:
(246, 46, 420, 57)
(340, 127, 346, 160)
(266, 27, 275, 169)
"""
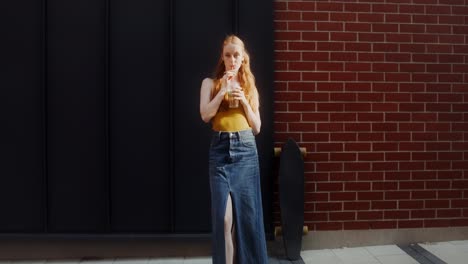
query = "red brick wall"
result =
(273, 0, 468, 231)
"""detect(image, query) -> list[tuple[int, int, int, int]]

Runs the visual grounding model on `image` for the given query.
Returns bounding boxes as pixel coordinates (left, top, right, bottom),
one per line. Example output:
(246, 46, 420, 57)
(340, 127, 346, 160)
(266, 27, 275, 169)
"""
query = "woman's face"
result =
(222, 43, 244, 72)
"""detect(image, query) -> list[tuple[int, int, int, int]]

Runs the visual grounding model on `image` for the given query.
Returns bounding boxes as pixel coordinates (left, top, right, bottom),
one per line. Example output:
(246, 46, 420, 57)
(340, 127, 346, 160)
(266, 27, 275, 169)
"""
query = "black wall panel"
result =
(0, 0, 273, 236)
(46, 0, 108, 232)
(110, 0, 171, 232)
(0, 0, 45, 232)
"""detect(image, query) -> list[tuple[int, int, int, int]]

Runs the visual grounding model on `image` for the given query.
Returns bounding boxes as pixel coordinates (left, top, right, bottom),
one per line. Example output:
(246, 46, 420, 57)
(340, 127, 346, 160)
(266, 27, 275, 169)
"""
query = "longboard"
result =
(278, 138, 305, 261)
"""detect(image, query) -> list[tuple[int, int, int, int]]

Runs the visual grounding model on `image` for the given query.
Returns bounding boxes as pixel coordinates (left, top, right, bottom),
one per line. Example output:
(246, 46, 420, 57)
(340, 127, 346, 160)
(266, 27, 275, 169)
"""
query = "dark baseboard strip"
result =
(268, 256, 305, 264)
(398, 243, 447, 264)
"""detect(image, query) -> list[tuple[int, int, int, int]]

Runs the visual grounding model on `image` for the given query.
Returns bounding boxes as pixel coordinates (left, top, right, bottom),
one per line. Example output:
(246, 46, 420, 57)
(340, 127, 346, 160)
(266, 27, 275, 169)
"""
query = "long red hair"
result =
(212, 35, 259, 111)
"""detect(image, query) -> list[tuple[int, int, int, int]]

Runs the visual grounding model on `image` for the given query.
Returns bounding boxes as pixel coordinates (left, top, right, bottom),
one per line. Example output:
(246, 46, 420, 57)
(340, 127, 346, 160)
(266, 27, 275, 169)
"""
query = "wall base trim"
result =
(302, 227, 468, 250)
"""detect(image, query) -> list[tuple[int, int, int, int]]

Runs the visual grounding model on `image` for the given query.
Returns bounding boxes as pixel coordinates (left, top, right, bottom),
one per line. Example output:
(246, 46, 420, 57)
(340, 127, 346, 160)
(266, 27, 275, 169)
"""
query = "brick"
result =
(425, 219, 450, 228)
(358, 211, 383, 220)
(359, 33, 385, 42)
(303, 52, 329, 61)
(316, 2, 343, 12)
(287, 1, 315, 11)
(386, 14, 411, 23)
(288, 123, 316, 133)
(358, 13, 384, 23)
(344, 222, 370, 230)
(400, 181, 425, 190)
(289, 41, 316, 51)
(372, 4, 398, 13)
(345, 83, 371, 92)
(289, 82, 315, 91)
(452, 199, 468, 208)
(317, 22, 343, 32)
(386, 34, 412, 43)
(274, 11, 301, 21)
(386, 152, 410, 161)
(345, 143, 371, 152)
(385, 211, 410, 219)
(358, 192, 384, 201)
(317, 42, 344, 51)
(372, 83, 398, 92)
(358, 133, 384, 141)
(399, 200, 424, 209)
(373, 162, 398, 171)
(437, 209, 461, 218)
(400, 162, 425, 171)
(345, 162, 372, 172)
(399, 220, 423, 228)
(386, 191, 410, 200)
(302, 12, 329, 21)
(345, 3, 371, 12)
(426, 5, 451, 14)
(400, 143, 424, 151)
(302, 32, 329, 41)
(426, 25, 452, 34)
(358, 73, 384, 81)
(372, 143, 398, 152)
(303, 133, 330, 142)
(317, 103, 343, 112)
(413, 34, 438, 44)
(345, 23, 371, 32)
(427, 44, 453, 53)
(288, 22, 315, 31)
(345, 182, 371, 191)
(318, 123, 343, 132)
(358, 113, 383, 122)
(373, 201, 397, 210)
(303, 72, 329, 81)
(357, 173, 384, 181)
(330, 192, 356, 201)
(399, 5, 424, 14)
(331, 113, 357, 121)
(400, 44, 425, 53)
(303, 113, 329, 122)
(373, 23, 399, 33)
(331, 52, 357, 61)
(330, 212, 356, 221)
(373, 43, 398, 52)
(345, 123, 371, 132)
(330, 133, 357, 142)
(371, 221, 397, 229)
(289, 61, 315, 71)
(330, 173, 356, 182)
(315, 222, 342, 230)
(317, 62, 344, 71)
(330, 72, 357, 81)
(275, 31, 301, 41)
(344, 202, 370, 211)
(385, 73, 411, 82)
(330, 13, 356, 22)
(426, 200, 450, 209)
(317, 82, 343, 91)
(358, 53, 385, 61)
(451, 219, 468, 227)
(412, 210, 436, 219)
(316, 143, 342, 152)
(412, 54, 437, 62)
(316, 162, 343, 171)
(316, 202, 342, 211)
(345, 63, 371, 72)
(331, 32, 357, 41)
(413, 15, 438, 24)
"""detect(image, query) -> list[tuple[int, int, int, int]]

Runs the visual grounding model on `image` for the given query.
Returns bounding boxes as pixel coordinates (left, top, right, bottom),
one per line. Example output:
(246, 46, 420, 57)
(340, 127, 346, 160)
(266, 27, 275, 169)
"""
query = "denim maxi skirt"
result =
(209, 129, 268, 264)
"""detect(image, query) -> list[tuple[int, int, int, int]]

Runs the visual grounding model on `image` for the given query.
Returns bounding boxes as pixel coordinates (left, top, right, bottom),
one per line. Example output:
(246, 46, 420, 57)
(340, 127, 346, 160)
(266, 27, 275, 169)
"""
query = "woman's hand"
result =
(229, 85, 248, 106)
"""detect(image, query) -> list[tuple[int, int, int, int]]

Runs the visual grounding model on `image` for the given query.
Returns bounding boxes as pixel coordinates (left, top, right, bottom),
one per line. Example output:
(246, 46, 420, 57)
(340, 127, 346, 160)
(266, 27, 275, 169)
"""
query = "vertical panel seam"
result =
(170, 0, 175, 233)
(42, 0, 49, 233)
(105, 0, 111, 232)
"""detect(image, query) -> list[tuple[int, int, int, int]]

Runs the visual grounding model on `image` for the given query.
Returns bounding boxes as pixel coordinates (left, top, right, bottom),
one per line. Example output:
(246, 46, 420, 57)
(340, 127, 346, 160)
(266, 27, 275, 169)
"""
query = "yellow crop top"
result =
(212, 103, 251, 132)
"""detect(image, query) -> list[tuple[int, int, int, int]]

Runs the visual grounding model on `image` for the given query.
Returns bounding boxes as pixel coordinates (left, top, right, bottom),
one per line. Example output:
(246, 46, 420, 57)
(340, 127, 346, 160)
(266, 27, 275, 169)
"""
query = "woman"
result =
(199, 35, 268, 264)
